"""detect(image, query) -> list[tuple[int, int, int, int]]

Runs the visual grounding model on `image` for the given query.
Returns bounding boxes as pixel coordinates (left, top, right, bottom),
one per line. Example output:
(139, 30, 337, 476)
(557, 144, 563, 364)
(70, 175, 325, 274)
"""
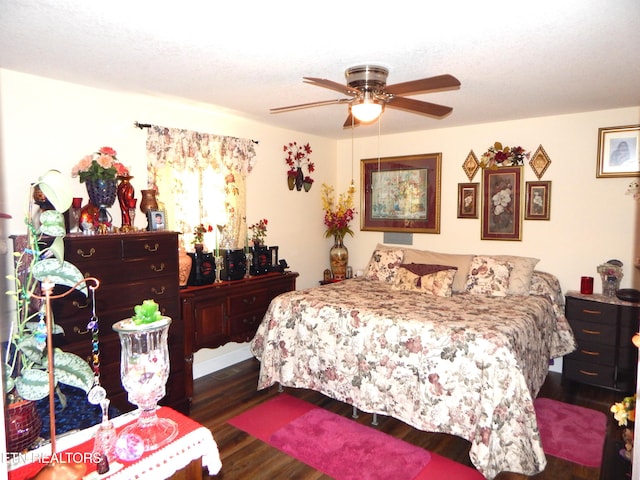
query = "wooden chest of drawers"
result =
(563, 292, 638, 392)
(48, 232, 188, 414)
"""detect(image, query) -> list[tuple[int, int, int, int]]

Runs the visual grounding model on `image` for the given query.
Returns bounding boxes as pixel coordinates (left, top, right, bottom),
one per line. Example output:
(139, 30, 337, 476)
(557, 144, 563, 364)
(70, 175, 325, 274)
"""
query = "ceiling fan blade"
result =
(303, 77, 359, 96)
(386, 96, 453, 118)
(342, 113, 361, 128)
(271, 98, 351, 113)
(385, 74, 461, 96)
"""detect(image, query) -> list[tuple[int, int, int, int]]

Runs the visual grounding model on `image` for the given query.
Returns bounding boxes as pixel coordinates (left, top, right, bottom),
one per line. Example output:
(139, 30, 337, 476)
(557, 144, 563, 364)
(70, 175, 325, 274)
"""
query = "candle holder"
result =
(214, 256, 223, 283)
(244, 252, 253, 278)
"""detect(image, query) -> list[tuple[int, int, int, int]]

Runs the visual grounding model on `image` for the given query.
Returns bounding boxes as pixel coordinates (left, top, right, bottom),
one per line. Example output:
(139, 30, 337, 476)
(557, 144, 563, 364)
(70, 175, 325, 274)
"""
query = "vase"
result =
(600, 273, 621, 297)
(139, 189, 158, 215)
(117, 175, 135, 228)
(303, 181, 313, 192)
(86, 178, 117, 226)
(178, 247, 192, 287)
(295, 167, 304, 191)
(112, 317, 178, 454)
(329, 234, 348, 280)
(287, 175, 295, 191)
(6, 399, 43, 452)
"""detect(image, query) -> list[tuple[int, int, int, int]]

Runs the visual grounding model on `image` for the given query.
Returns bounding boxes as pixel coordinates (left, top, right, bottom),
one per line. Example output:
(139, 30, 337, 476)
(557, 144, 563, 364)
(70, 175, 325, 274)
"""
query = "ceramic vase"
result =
(117, 175, 135, 228)
(329, 234, 348, 280)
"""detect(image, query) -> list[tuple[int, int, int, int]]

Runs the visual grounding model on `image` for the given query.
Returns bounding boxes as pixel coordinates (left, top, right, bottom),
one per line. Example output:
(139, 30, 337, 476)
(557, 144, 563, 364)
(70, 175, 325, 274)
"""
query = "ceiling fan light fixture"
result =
(351, 92, 383, 123)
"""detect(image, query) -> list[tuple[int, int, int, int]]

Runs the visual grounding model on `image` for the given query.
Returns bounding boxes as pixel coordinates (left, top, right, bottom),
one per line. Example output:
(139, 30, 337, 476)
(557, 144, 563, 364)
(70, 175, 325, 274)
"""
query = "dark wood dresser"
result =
(49, 231, 188, 414)
(180, 272, 298, 399)
(563, 291, 639, 392)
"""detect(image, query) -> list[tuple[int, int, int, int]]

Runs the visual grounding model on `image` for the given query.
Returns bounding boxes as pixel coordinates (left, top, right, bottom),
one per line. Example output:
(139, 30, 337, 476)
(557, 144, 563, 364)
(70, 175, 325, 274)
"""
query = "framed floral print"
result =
(596, 124, 640, 178)
(457, 183, 479, 219)
(481, 167, 523, 241)
(524, 181, 551, 220)
(361, 153, 441, 233)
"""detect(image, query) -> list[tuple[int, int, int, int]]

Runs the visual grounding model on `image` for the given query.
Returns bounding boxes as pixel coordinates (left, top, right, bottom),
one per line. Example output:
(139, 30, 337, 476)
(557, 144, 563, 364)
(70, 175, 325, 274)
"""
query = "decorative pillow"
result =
(365, 248, 404, 283)
(465, 255, 513, 297)
(489, 255, 539, 295)
(393, 264, 457, 296)
(402, 249, 474, 293)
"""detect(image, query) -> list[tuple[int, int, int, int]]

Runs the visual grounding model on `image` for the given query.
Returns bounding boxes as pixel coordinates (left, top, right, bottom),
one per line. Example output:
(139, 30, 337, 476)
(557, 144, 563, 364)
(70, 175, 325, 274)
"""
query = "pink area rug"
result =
(534, 397, 607, 468)
(228, 393, 484, 480)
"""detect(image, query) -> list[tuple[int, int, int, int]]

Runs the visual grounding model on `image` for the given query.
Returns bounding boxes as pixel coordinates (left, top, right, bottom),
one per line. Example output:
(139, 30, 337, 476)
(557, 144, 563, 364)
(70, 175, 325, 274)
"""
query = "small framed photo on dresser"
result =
(147, 209, 166, 231)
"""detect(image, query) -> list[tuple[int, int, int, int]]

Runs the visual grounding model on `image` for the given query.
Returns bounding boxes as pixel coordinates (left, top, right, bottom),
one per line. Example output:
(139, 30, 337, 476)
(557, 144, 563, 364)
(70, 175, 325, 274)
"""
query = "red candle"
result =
(580, 276, 594, 295)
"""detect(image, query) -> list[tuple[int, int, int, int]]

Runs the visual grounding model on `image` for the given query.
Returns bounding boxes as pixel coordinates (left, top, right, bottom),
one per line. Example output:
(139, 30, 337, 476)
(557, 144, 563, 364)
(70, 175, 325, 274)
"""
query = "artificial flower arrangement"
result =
(284, 142, 316, 183)
(192, 223, 213, 245)
(248, 218, 268, 245)
(71, 146, 129, 183)
(612, 394, 635, 462)
(480, 142, 530, 169)
(612, 394, 636, 426)
(321, 183, 357, 238)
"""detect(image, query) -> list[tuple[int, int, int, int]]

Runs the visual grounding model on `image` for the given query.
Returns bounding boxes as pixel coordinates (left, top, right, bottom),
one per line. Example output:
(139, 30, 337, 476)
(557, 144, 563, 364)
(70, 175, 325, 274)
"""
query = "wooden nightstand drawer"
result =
(567, 318, 617, 346)
(565, 342, 616, 366)
(563, 358, 616, 389)
(565, 297, 618, 324)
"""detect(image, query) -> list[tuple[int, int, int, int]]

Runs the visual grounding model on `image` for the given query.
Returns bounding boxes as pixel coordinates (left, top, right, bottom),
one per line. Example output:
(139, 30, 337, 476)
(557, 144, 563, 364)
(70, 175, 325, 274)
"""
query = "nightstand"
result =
(563, 291, 639, 392)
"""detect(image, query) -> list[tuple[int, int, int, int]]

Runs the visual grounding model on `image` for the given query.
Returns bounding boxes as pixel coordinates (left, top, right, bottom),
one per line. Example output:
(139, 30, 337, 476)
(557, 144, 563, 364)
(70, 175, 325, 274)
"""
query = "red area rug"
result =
(228, 394, 484, 480)
(534, 397, 607, 468)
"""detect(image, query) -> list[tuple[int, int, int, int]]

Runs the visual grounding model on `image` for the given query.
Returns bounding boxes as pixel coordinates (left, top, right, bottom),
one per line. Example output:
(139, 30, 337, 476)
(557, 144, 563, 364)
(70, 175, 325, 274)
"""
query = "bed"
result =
(250, 247, 577, 479)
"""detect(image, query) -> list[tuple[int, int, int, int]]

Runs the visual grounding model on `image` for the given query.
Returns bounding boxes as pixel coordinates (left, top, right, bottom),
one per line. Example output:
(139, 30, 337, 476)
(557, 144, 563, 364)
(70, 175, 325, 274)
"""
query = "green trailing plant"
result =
(4, 170, 94, 405)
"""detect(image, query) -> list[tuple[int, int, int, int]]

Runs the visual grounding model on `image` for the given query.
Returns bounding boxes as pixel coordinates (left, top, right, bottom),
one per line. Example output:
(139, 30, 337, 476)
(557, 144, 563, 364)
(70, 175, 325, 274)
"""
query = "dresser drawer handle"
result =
(77, 248, 95, 258)
(152, 286, 166, 295)
(145, 243, 159, 252)
(581, 309, 602, 315)
(72, 299, 89, 309)
(151, 263, 165, 272)
(581, 328, 601, 335)
(243, 316, 257, 324)
(242, 296, 257, 305)
(580, 349, 600, 356)
(578, 369, 599, 377)
(73, 326, 89, 335)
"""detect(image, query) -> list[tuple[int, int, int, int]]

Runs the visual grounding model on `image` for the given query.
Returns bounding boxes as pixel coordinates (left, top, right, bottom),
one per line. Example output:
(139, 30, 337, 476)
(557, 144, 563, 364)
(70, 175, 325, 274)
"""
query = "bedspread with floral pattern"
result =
(250, 271, 576, 479)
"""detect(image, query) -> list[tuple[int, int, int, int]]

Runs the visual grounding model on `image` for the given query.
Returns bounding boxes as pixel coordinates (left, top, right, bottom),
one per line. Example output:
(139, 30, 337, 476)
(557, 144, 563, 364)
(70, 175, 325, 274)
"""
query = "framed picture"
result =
(361, 153, 441, 233)
(596, 124, 640, 178)
(147, 209, 166, 231)
(457, 183, 479, 218)
(481, 166, 523, 241)
(524, 181, 551, 220)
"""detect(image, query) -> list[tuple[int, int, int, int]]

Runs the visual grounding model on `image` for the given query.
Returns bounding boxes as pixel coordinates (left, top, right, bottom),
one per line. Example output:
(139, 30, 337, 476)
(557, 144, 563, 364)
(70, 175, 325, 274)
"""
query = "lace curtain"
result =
(145, 125, 257, 249)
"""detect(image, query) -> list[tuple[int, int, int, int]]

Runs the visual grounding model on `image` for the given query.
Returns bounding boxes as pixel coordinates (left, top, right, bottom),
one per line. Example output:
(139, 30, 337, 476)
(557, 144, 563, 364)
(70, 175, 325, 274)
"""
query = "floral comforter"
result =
(250, 271, 576, 479)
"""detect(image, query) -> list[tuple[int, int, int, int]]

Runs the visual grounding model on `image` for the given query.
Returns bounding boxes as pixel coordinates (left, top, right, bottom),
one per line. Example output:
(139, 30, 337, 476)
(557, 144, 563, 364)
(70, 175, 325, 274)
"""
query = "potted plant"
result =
(4, 170, 94, 450)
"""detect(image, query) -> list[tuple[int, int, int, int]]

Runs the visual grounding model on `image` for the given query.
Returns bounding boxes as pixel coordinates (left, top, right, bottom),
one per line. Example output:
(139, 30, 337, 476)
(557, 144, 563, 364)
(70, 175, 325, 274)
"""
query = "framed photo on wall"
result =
(596, 124, 640, 178)
(147, 209, 166, 231)
(457, 183, 479, 218)
(361, 153, 441, 233)
(481, 167, 523, 241)
(524, 181, 551, 220)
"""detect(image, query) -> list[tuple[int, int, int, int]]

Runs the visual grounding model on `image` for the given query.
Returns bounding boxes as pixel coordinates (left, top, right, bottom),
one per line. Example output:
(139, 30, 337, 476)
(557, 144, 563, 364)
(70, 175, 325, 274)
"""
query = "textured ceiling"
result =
(1, 0, 639, 139)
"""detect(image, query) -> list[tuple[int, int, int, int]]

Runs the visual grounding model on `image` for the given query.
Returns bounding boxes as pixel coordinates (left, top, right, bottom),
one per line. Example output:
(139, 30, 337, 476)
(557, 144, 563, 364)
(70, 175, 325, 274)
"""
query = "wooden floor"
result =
(189, 358, 632, 480)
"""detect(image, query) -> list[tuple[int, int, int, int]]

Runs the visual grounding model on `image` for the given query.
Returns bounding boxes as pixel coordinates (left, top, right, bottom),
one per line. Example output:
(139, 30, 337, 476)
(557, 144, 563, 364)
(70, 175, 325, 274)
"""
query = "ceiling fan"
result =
(270, 65, 461, 128)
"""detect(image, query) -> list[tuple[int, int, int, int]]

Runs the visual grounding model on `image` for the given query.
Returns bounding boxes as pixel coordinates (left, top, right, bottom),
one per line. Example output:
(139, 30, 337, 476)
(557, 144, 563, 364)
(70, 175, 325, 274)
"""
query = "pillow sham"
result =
(401, 249, 473, 293)
(465, 255, 513, 297)
(393, 264, 457, 297)
(365, 248, 404, 283)
(491, 255, 540, 296)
